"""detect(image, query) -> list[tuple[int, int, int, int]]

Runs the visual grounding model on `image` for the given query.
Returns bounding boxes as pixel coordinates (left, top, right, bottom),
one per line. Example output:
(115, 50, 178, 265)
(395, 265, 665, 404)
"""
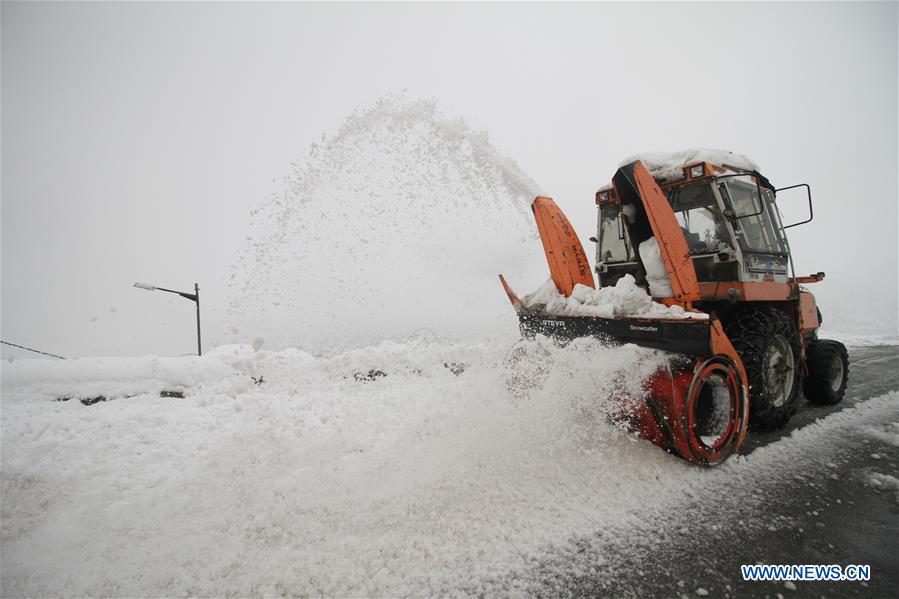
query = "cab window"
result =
(597, 204, 632, 263)
(718, 180, 786, 254)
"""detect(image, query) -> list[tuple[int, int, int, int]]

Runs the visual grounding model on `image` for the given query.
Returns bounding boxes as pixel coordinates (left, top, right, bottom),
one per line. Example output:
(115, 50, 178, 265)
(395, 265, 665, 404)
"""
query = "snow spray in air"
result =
(228, 96, 546, 352)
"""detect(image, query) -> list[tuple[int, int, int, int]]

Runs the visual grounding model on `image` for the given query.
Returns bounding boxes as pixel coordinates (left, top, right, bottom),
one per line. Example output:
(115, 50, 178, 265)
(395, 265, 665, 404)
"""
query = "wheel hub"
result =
(831, 353, 845, 392)
(764, 335, 795, 408)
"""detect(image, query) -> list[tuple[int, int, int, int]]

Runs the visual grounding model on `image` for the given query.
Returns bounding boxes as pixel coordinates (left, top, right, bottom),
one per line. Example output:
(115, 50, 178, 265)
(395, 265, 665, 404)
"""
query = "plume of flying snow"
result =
(227, 96, 546, 353)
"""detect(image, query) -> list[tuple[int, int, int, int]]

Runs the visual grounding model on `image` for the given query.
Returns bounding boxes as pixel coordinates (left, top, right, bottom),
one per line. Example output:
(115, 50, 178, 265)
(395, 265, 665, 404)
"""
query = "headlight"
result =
(689, 164, 705, 178)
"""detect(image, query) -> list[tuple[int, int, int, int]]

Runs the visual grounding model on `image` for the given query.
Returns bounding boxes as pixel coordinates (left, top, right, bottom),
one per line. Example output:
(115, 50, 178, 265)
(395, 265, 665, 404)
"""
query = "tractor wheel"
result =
(803, 339, 849, 406)
(724, 306, 801, 431)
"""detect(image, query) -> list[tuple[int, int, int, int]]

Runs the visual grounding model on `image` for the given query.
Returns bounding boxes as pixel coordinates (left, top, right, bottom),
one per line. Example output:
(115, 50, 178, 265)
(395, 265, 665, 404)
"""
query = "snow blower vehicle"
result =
(499, 151, 848, 466)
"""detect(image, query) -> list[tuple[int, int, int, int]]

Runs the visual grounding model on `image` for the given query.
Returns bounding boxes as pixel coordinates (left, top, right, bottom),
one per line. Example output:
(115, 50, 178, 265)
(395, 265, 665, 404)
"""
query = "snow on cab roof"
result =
(621, 148, 760, 183)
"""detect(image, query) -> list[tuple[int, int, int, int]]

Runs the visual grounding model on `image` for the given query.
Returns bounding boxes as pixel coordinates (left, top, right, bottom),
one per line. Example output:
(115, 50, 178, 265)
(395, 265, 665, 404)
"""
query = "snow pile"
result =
(638, 237, 674, 298)
(857, 421, 899, 447)
(621, 148, 760, 183)
(523, 274, 706, 320)
(867, 472, 899, 504)
(0, 338, 671, 596)
(0, 354, 237, 401)
(227, 95, 546, 353)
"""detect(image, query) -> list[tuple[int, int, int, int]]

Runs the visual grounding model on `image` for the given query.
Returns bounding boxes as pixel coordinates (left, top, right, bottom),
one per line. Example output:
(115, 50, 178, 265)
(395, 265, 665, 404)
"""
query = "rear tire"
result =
(724, 307, 801, 431)
(803, 339, 849, 405)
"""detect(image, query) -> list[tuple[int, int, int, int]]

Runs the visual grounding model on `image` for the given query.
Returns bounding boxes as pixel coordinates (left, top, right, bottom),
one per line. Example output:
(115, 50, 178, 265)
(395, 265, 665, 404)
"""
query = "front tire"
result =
(724, 307, 801, 431)
(803, 339, 849, 405)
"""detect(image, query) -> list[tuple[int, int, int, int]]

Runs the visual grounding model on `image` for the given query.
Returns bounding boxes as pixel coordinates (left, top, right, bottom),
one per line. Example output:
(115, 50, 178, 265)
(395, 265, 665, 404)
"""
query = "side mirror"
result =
(775, 183, 813, 229)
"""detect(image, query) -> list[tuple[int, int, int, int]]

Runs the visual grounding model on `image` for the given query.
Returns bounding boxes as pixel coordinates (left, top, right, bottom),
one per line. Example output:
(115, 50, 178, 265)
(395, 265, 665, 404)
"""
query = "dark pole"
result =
(133, 282, 202, 356)
(195, 283, 202, 356)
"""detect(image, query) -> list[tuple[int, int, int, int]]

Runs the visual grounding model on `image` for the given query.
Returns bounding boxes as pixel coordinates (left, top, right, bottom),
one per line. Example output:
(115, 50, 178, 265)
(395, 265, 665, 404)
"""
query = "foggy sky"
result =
(2, 1, 897, 358)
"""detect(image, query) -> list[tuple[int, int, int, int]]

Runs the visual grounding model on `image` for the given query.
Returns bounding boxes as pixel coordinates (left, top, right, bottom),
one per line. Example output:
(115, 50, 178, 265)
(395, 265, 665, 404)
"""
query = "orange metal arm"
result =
(792, 272, 826, 284)
(632, 162, 701, 304)
(531, 196, 595, 296)
(613, 161, 700, 305)
(498, 274, 525, 312)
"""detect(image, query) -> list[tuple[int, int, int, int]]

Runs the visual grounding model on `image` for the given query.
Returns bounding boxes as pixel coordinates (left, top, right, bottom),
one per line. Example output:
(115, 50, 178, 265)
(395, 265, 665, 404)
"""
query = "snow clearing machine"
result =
(499, 151, 849, 466)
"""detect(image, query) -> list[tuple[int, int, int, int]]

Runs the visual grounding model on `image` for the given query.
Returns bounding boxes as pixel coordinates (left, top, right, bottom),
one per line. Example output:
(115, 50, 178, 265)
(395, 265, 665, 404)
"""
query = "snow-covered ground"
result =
(2, 338, 897, 596)
(819, 331, 899, 348)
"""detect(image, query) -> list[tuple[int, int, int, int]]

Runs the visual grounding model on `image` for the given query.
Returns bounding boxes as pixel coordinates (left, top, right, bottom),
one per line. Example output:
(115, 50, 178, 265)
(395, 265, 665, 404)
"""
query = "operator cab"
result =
(595, 161, 792, 288)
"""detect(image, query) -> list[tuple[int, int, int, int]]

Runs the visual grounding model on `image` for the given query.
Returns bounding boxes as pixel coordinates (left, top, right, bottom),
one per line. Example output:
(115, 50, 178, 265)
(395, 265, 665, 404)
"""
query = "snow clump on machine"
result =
(622, 148, 760, 183)
(638, 237, 675, 298)
(523, 274, 706, 319)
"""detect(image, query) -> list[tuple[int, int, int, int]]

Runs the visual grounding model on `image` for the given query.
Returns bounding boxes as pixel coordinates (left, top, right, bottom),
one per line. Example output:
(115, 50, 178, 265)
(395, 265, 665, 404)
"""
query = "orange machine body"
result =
(500, 157, 834, 466)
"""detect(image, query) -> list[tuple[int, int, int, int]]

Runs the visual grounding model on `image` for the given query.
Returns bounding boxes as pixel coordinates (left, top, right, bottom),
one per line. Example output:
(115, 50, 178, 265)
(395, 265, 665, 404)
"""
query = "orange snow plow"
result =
(500, 154, 848, 465)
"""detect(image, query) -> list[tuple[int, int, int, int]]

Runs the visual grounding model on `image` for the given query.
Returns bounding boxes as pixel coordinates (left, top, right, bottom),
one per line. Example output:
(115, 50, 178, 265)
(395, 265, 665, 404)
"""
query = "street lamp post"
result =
(133, 282, 202, 356)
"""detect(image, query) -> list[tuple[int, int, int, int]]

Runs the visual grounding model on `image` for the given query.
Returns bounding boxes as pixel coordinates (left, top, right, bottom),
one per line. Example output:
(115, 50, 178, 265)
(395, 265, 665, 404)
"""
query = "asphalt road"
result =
(538, 345, 899, 598)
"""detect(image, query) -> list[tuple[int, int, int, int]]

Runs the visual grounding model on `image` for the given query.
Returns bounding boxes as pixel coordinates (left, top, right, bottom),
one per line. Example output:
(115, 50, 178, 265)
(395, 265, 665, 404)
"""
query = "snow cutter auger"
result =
(500, 155, 848, 465)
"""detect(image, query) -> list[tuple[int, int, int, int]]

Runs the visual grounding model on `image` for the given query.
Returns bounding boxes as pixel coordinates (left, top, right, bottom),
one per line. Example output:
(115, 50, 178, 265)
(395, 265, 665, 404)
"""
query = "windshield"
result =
(597, 204, 632, 263)
(667, 183, 734, 254)
(718, 179, 787, 254)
